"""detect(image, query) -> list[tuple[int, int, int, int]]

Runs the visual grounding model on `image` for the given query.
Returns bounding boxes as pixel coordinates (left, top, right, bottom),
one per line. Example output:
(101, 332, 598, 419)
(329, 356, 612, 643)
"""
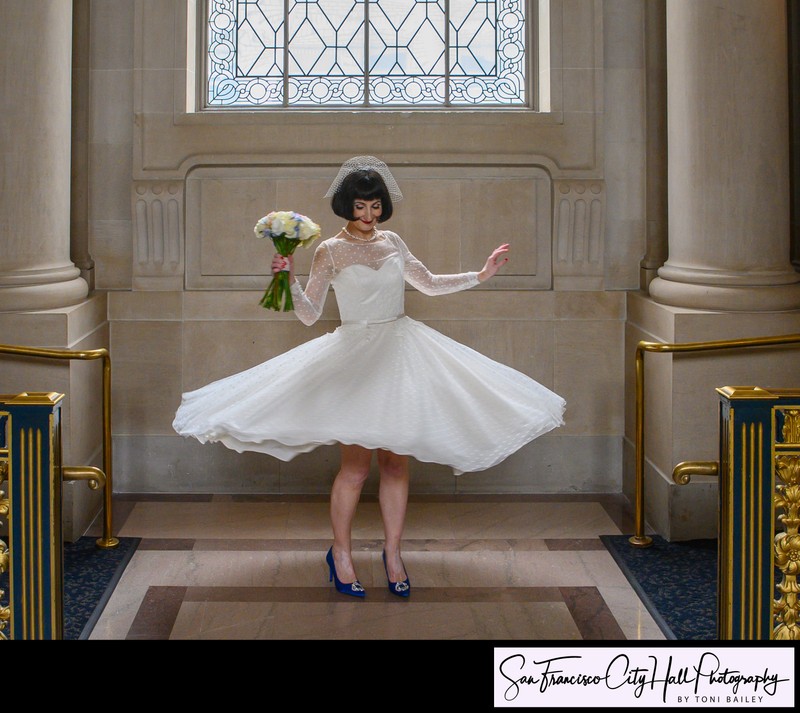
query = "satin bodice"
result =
(331, 256, 405, 324)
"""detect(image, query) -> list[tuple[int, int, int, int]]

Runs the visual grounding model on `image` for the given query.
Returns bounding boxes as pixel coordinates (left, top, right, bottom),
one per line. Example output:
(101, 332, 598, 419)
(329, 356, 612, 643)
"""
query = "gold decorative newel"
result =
(0, 393, 65, 639)
(708, 387, 800, 640)
(677, 388, 800, 639)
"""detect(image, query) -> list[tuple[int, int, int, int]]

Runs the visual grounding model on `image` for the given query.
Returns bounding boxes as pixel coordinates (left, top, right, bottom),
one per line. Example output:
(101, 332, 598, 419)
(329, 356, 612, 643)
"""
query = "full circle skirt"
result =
(173, 316, 566, 474)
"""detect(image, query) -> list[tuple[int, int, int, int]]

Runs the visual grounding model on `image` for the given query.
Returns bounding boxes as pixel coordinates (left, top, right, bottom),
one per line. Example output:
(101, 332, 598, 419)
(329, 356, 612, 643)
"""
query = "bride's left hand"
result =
(478, 243, 510, 282)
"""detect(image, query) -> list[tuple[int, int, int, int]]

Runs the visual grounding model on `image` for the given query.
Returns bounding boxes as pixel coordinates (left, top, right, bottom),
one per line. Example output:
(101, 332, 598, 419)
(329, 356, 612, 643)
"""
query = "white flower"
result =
(271, 215, 287, 236)
(254, 216, 271, 239)
(298, 218, 320, 243)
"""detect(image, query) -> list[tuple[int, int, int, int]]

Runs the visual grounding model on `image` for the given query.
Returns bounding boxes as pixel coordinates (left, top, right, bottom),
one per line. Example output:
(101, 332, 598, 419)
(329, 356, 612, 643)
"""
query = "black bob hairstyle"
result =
(330, 168, 393, 223)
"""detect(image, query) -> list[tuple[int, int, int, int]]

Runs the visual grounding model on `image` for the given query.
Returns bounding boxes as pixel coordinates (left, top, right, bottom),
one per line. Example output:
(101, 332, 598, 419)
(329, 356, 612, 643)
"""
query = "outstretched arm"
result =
(394, 233, 510, 295)
(477, 243, 510, 282)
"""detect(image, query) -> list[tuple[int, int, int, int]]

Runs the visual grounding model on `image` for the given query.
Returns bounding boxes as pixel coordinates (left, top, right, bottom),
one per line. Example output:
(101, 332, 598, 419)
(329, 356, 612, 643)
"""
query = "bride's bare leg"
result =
(330, 443, 373, 582)
(377, 448, 409, 582)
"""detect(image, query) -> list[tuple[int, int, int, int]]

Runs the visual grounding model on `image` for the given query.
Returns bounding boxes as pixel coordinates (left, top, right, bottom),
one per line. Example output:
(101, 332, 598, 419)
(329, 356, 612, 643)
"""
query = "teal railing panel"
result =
(1, 393, 64, 640)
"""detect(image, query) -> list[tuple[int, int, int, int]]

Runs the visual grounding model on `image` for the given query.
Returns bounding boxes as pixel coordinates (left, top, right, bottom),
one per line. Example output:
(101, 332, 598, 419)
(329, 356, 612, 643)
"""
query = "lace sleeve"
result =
(391, 233, 480, 296)
(289, 241, 336, 325)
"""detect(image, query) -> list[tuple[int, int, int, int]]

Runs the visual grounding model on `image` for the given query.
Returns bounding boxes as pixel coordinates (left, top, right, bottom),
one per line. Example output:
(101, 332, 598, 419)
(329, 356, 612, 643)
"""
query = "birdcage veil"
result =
(324, 156, 403, 202)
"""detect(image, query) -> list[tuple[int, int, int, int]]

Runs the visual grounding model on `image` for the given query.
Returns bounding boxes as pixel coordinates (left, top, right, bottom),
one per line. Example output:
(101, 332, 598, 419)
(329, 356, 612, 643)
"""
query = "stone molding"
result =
(132, 181, 184, 290)
(553, 180, 605, 285)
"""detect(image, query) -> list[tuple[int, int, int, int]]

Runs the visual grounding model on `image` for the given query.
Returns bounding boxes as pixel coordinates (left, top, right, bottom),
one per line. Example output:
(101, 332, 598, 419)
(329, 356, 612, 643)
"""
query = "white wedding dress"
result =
(173, 231, 566, 474)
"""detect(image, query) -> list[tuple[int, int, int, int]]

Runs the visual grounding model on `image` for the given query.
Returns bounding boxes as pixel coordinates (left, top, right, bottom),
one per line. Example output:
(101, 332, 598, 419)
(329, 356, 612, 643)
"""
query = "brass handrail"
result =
(672, 460, 719, 485)
(0, 344, 117, 548)
(631, 333, 800, 547)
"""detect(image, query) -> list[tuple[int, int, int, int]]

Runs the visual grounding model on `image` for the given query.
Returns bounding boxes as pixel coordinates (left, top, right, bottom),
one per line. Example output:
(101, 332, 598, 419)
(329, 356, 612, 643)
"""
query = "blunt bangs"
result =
(331, 169, 394, 222)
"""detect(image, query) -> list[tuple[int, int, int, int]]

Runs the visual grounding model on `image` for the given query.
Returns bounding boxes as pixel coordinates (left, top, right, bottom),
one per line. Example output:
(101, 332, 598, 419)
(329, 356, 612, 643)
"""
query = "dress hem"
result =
(175, 406, 565, 476)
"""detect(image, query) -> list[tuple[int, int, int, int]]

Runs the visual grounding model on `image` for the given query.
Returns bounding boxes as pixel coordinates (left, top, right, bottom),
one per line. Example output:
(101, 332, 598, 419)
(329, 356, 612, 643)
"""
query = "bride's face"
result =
(351, 198, 382, 231)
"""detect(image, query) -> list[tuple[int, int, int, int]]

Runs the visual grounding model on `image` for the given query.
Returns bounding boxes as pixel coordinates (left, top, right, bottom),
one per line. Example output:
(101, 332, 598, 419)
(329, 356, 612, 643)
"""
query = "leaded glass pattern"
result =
(206, 0, 527, 107)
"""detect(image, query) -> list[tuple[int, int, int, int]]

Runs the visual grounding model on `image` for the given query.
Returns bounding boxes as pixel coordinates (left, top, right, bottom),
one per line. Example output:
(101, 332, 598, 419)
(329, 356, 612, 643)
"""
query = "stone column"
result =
(640, 0, 668, 290)
(71, 0, 94, 291)
(648, 0, 800, 311)
(0, 0, 88, 312)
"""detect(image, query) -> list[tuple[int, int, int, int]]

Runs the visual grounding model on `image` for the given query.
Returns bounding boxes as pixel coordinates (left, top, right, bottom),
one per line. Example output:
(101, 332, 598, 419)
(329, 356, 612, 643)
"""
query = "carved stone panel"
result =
(184, 165, 553, 290)
(132, 182, 184, 290)
(553, 180, 605, 289)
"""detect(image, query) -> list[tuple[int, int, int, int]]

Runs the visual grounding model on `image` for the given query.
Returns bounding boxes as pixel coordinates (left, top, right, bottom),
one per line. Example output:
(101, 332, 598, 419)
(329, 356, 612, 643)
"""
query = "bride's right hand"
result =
(272, 253, 295, 282)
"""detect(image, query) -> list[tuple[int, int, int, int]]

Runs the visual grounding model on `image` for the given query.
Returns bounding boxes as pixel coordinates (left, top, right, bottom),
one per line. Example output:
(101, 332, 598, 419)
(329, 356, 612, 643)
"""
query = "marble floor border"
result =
(125, 580, 624, 641)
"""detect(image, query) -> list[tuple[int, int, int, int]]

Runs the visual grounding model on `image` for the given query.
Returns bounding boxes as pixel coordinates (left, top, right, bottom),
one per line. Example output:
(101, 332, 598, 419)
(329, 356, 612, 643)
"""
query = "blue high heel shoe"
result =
(383, 550, 410, 598)
(326, 547, 365, 598)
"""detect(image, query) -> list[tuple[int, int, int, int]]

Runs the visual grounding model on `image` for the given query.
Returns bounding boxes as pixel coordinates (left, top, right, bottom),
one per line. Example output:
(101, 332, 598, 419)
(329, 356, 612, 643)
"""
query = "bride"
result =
(173, 156, 566, 599)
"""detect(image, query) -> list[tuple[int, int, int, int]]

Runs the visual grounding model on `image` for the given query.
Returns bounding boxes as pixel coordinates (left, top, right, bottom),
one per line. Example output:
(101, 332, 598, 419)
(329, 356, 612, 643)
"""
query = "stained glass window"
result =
(206, 0, 527, 107)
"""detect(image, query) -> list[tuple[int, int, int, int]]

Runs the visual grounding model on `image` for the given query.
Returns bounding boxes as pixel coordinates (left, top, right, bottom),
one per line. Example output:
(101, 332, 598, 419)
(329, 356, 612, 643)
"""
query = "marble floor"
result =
(85, 493, 666, 641)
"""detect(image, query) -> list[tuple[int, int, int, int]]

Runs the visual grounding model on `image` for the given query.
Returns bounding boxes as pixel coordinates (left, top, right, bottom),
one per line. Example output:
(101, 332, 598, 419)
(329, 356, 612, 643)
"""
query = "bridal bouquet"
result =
(255, 210, 321, 311)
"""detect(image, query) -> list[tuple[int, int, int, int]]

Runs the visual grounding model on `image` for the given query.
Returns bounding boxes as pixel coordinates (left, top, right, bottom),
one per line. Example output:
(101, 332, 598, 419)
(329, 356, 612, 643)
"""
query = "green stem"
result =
(258, 234, 299, 311)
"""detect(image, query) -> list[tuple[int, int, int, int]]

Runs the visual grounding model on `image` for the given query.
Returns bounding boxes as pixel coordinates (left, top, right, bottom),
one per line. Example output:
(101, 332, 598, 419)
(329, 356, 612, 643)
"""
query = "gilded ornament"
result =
(774, 533, 800, 576)
(773, 454, 800, 639)
(0, 539, 7, 640)
(782, 409, 800, 445)
(0, 602, 9, 640)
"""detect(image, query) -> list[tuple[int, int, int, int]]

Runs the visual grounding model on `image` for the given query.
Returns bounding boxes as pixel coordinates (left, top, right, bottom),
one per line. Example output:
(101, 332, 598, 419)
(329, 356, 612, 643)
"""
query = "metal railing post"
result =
(0, 344, 118, 549)
(631, 333, 800, 547)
